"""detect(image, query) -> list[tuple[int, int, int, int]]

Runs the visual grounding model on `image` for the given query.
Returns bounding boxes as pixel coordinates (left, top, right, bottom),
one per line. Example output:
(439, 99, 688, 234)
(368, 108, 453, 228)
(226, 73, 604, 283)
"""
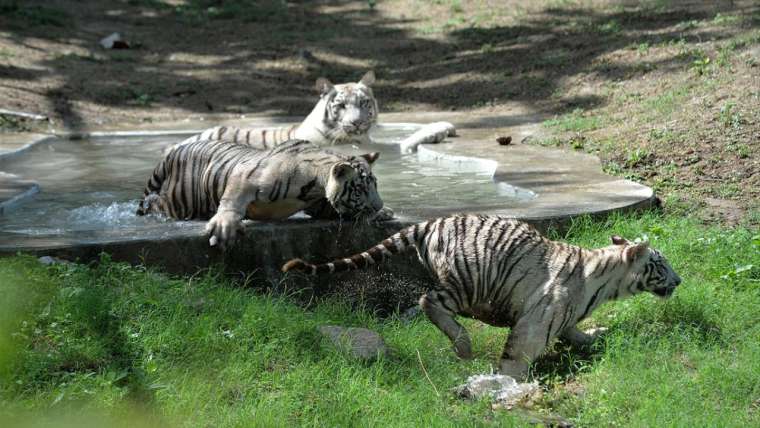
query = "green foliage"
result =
(689, 49, 712, 75)
(0, 2, 69, 26)
(544, 109, 602, 132)
(174, 0, 288, 23)
(1, 213, 759, 426)
(643, 84, 692, 118)
(718, 102, 744, 129)
(636, 42, 650, 56)
(596, 19, 622, 35)
(712, 13, 741, 26)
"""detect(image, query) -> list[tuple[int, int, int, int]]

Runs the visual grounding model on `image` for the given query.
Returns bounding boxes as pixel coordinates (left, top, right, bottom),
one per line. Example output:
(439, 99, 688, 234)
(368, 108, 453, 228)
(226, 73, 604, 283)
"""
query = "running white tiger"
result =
(169, 71, 455, 152)
(137, 138, 391, 248)
(283, 214, 682, 379)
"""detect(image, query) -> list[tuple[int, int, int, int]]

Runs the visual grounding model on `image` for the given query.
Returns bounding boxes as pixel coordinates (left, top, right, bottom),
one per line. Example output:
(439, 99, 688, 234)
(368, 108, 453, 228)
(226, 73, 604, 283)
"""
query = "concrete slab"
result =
(0, 112, 655, 312)
(0, 172, 39, 216)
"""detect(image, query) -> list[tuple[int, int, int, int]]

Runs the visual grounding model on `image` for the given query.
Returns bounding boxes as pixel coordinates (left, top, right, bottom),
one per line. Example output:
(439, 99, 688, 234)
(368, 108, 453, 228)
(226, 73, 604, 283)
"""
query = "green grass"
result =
(1, 213, 759, 426)
(642, 83, 693, 119)
(0, 2, 69, 27)
(544, 109, 603, 132)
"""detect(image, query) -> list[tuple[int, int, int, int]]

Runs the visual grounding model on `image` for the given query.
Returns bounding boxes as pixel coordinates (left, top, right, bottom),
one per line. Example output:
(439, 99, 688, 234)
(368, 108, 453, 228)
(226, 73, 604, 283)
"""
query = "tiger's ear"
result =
(331, 162, 356, 180)
(360, 152, 380, 165)
(623, 242, 649, 264)
(359, 70, 375, 87)
(316, 77, 334, 96)
(611, 235, 629, 245)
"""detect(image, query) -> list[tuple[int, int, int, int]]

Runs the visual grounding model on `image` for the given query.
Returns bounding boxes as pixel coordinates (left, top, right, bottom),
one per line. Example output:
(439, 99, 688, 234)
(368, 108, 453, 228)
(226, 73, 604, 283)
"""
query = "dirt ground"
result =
(1, 0, 758, 224)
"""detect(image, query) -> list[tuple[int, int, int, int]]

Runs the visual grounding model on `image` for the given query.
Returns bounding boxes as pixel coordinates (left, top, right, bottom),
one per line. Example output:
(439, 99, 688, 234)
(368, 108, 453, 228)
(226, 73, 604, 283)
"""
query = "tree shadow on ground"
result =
(0, 0, 756, 130)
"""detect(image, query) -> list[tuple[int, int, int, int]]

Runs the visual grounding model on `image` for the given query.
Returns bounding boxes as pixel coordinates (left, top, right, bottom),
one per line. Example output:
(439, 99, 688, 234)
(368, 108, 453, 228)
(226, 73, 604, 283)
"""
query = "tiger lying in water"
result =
(137, 138, 391, 248)
(169, 71, 455, 152)
(283, 214, 682, 379)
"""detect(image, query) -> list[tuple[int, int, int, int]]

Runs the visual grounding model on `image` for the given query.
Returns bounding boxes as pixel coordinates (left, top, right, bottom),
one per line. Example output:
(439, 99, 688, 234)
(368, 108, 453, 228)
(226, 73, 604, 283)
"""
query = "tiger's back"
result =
(138, 138, 390, 247)
(138, 139, 263, 220)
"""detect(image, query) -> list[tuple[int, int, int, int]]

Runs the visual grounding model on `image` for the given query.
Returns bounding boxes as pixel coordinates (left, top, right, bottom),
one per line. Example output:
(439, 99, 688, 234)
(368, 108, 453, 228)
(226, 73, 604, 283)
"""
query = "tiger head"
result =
(612, 236, 682, 298)
(316, 71, 378, 143)
(325, 152, 383, 217)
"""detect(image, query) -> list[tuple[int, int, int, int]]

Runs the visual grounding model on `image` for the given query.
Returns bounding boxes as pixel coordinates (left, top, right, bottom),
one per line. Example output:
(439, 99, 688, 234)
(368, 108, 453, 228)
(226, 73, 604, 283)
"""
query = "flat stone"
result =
(38, 255, 71, 266)
(318, 325, 388, 361)
(455, 374, 539, 408)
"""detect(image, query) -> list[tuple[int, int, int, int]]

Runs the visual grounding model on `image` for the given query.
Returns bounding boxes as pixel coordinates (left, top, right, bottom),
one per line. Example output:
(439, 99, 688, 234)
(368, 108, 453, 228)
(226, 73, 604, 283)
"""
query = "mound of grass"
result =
(1, 213, 758, 426)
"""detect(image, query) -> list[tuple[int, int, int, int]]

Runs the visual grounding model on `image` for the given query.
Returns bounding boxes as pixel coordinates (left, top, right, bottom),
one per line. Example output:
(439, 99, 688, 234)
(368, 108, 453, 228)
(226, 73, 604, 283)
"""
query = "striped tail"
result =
(281, 224, 421, 275)
(136, 157, 168, 216)
(202, 125, 299, 150)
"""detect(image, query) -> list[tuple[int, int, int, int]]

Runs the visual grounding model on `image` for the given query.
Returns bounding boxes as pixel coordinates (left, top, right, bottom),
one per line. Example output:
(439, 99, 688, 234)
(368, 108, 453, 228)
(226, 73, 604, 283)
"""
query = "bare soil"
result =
(1, 0, 758, 224)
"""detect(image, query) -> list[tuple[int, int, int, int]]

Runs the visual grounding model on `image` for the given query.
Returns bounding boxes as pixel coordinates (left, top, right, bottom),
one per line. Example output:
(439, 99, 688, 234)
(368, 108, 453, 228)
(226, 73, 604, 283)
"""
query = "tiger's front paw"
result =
(370, 206, 395, 223)
(205, 210, 244, 248)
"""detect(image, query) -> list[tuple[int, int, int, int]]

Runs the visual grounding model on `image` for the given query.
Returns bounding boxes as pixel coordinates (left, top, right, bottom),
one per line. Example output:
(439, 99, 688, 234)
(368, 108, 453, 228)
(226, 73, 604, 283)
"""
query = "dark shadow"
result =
(0, 0, 756, 131)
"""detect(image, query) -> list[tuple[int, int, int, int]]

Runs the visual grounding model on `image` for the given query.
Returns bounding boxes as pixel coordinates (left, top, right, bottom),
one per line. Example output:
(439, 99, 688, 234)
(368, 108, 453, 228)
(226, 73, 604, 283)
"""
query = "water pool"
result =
(0, 124, 535, 244)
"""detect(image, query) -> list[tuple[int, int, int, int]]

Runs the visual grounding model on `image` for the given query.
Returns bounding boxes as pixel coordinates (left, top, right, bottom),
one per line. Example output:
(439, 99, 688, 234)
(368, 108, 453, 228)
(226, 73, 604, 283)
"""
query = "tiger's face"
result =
(642, 248, 682, 298)
(316, 71, 378, 143)
(325, 152, 383, 217)
(612, 236, 682, 298)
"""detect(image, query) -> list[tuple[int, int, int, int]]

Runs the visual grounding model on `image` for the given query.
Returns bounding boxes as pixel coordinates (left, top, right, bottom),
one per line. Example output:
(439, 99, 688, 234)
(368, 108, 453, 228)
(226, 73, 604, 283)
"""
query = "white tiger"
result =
(283, 214, 683, 380)
(169, 71, 455, 152)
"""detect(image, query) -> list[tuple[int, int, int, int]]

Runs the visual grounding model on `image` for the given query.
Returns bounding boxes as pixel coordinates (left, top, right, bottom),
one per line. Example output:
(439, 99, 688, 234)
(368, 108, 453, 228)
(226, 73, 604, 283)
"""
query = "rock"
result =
(455, 374, 539, 408)
(38, 256, 71, 266)
(318, 325, 388, 361)
(100, 33, 130, 49)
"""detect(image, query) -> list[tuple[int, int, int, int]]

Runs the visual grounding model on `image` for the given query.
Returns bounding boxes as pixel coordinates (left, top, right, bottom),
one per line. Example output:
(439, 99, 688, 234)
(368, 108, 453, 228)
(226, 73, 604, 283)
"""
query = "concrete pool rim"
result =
(0, 114, 656, 265)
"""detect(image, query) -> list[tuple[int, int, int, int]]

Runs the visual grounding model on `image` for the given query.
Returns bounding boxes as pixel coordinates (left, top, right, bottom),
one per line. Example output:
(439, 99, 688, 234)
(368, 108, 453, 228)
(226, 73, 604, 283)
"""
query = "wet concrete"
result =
(0, 172, 39, 216)
(0, 111, 654, 312)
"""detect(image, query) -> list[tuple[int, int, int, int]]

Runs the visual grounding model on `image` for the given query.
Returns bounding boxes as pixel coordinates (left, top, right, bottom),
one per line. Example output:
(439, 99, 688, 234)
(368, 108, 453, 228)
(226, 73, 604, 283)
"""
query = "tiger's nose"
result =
(674, 275, 682, 286)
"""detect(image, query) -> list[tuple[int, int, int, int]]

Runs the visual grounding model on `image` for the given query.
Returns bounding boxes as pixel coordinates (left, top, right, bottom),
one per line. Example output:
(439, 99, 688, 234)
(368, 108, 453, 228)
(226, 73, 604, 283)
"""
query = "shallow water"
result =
(0, 124, 534, 243)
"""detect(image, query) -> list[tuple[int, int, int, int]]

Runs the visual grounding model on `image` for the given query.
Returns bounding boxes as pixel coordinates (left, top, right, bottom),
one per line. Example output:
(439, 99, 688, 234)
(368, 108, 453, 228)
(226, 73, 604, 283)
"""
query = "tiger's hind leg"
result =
(420, 291, 472, 359)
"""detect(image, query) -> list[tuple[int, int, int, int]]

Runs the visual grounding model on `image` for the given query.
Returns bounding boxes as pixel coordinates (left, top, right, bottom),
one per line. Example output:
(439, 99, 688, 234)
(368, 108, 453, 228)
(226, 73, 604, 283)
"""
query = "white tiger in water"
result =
(171, 71, 455, 152)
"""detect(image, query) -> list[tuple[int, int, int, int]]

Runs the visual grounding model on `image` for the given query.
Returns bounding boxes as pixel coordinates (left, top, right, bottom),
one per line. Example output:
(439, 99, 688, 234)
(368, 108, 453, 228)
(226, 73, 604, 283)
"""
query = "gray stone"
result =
(318, 325, 388, 361)
(455, 374, 539, 408)
(99, 33, 129, 49)
(38, 256, 71, 266)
